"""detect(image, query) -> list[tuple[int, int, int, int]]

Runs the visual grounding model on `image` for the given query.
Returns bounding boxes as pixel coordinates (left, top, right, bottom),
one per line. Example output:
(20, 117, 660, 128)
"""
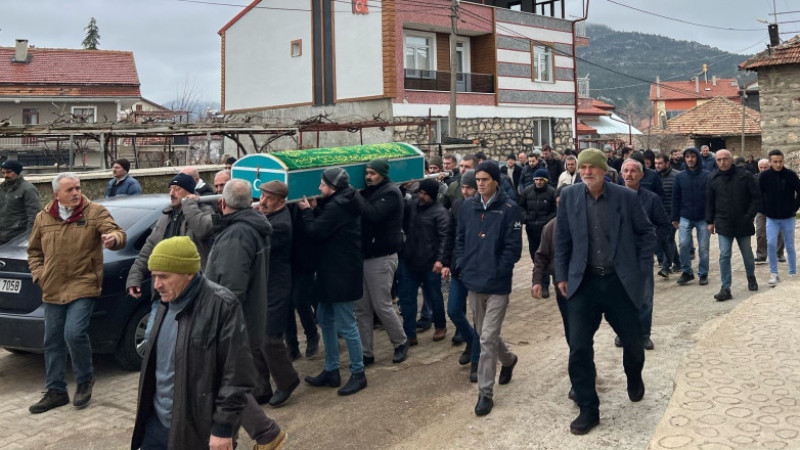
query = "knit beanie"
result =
(428, 156, 443, 170)
(475, 161, 501, 183)
(576, 148, 608, 171)
(148, 236, 201, 274)
(169, 173, 196, 193)
(1, 160, 22, 175)
(366, 158, 389, 177)
(113, 158, 131, 172)
(321, 167, 350, 190)
(533, 168, 550, 180)
(418, 178, 440, 196)
(460, 170, 477, 189)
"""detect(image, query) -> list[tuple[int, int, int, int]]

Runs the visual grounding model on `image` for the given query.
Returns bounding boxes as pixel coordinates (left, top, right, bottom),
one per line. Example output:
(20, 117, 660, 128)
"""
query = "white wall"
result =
(224, 0, 313, 110)
(333, 0, 384, 100)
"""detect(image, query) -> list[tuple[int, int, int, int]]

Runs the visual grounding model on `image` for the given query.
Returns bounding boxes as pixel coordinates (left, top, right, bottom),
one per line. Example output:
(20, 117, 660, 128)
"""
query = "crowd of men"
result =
(1, 140, 799, 446)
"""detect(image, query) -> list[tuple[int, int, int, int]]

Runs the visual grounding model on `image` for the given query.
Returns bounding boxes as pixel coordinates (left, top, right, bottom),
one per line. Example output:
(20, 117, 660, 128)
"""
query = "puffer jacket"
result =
(126, 198, 214, 290)
(672, 159, 710, 222)
(359, 178, 404, 259)
(518, 183, 556, 232)
(0, 176, 41, 243)
(300, 186, 364, 303)
(27, 196, 126, 304)
(131, 275, 255, 450)
(400, 197, 449, 271)
(456, 189, 523, 295)
(657, 166, 679, 217)
(519, 161, 547, 191)
(205, 208, 272, 345)
(705, 166, 760, 237)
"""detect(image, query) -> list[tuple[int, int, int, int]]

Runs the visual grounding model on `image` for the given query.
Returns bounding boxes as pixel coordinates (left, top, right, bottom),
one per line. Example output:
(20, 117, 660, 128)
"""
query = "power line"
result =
(605, 0, 764, 32)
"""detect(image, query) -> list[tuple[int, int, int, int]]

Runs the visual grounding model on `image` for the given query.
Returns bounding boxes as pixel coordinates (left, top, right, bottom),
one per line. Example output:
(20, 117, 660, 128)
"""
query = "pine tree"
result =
(82, 17, 100, 50)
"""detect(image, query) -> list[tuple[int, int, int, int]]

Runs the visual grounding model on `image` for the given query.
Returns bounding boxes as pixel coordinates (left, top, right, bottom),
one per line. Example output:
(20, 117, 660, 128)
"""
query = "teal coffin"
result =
(231, 143, 426, 201)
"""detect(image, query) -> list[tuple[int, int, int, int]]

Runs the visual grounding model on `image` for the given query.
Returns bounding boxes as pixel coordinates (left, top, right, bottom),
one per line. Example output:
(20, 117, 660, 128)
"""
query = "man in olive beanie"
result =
(132, 236, 286, 450)
(576, 148, 608, 172)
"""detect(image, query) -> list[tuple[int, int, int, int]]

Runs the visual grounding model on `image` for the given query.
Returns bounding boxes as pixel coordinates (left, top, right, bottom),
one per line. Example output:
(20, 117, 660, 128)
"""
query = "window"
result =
(665, 109, 686, 120)
(71, 106, 96, 123)
(291, 39, 302, 57)
(531, 118, 552, 147)
(509, 2, 522, 11)
(404, 31, 436, 79)
(22, 108, 39, 125)
(531, 43, 553, 82)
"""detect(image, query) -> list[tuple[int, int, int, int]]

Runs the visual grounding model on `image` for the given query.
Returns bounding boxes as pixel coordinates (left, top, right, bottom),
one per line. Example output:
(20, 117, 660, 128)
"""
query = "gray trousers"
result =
(469, 291, 516, 398)
(355, 254, 407, 357)
(755, 212, 784, 259)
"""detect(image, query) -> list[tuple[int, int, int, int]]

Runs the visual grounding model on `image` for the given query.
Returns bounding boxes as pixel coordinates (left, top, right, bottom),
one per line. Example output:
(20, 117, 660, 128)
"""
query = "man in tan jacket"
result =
(27, 172, 126, 414)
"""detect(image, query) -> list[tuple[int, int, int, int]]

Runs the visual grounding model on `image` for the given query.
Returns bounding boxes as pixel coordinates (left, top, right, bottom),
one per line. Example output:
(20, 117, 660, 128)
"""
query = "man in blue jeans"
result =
(759, 149, 800, 286)
(672, 147, 711, 286)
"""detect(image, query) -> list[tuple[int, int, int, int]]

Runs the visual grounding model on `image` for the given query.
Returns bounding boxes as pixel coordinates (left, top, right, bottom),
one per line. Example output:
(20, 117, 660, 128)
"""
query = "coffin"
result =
(231, 142, 426, 201)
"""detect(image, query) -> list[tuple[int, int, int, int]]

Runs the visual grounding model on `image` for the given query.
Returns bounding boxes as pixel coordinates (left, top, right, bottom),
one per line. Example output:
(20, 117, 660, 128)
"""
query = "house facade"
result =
(575, 97, 641, 150)
(649, 76, 740, 129)
(219, 0, 579, 157)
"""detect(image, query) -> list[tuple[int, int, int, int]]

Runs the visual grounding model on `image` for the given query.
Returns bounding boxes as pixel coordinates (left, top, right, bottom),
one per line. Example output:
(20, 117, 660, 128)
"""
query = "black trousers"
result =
(285, 271, 319, 351)
(527, 226, 550, 288)
(567, 272, 644, 412)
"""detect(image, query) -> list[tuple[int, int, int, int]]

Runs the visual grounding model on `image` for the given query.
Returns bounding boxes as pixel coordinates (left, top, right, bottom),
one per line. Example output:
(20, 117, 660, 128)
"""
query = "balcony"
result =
(404, 69, 494, 94)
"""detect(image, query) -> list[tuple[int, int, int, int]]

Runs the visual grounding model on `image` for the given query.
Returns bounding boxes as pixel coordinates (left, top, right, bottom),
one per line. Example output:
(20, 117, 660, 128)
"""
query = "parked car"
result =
(0, 194, 170, 370)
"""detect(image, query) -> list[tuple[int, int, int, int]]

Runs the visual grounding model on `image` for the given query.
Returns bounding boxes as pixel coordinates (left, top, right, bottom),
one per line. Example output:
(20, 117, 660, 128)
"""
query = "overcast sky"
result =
(1, 0, 795, 108)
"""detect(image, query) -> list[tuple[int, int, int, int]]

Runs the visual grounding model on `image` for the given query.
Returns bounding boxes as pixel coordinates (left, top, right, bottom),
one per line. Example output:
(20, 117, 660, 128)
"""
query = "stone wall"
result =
(758, 64, 800, 170)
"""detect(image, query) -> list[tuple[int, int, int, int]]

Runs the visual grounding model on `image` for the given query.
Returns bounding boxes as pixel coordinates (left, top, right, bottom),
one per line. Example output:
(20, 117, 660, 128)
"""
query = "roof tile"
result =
(0, 47, 139, 86)
(649, 78, 740, 101)
(665, 96, 760, 136)
(739, 35, 800, 70)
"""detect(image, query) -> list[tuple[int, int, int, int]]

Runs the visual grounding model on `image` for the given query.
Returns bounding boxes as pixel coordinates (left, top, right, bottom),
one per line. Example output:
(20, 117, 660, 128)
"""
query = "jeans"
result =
(43, 297, 96, 392)
(767, 217, 797, 274)
(446, 276, 480, 364)
(637, 272, 655, 338)
(756, 212, 783, 259)
(397, 261, 446, 340)
(679, 218, 710, 276)
(141, 414, 169, 450)
(718, 234, 756, 289)
(316, 301, 364, 373)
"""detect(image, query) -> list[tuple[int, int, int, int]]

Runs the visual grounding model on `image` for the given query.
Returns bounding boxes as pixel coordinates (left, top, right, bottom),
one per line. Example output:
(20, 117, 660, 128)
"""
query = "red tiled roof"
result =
(665, 96, 760, 136)
(0, 47, 139, 86)
(649, 78, 740, 101)
(591, 99, 615, 110)
(578, 106, 610, 116)
(577, 121, 597, 134)
(739, 35, 800, 70)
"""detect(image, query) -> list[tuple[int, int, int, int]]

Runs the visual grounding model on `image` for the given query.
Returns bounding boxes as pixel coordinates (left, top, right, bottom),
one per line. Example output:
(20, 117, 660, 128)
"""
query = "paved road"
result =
(0, 235, 793, 449)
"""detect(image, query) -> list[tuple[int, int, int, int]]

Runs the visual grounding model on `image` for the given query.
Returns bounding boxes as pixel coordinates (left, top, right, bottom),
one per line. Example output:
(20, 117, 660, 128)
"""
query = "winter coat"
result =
(126, 199, 215, 290)
(519, 161, 547, 191)
(265, 206, 293, 333)
(557, 170, 577, 188)
(500, 164, 522, 189)
(544, 156, 563, 187)
(617, 167, 665, 201)
(533, 217, 556, 285)
(456, 189, 522, 295)
(705, 166, 760, 237)
(359, 178, 404, 259)
(700, 153, 718, 172)
(27, 196, 126, 304)
(657, 167, 679, 217)
(672, 165, 710, 222)
(289, 203, 316, 275)
(131, 275, 255, 450)
(0, 176, 41, 244)
(637, 188, 671, 243)
(300, 186, 363, 303)
(400, 198, 449, 271)
(518, 183, 556, 233)
(104, 175, 142, 197)
(500, 173, 518, 202)
(758, 167, 800, 219)
(442, 196, 464, 272)
(205, 208, 272, 346)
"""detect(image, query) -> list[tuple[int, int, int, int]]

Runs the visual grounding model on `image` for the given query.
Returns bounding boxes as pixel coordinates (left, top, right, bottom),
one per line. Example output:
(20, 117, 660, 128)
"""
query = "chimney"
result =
(14, 39, 29, 63)
(695, 76, 699, 93)
(712, 75, 717, 86)
(656, 75, 661, 98)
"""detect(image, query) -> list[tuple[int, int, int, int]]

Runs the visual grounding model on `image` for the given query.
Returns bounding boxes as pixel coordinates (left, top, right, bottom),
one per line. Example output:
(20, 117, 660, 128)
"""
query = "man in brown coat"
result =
(27, 172, 126, 414)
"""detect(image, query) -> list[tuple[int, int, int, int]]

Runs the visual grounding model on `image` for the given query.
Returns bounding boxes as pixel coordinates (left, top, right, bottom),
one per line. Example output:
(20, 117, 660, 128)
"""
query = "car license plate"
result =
(0, 278, 22, 294)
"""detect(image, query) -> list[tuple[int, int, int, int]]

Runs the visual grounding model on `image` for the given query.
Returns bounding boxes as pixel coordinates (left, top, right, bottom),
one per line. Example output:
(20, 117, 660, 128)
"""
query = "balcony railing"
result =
(404, 69, 494, 94)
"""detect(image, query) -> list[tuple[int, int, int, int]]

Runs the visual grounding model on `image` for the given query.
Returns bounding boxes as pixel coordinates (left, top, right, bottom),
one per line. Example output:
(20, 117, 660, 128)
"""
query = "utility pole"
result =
(448, 0, 458, 139)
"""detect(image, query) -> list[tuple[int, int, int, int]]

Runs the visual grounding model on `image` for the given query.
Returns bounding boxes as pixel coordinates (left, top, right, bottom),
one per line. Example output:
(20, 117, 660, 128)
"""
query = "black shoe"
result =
(451, 331, 465, 346)
(474, 395, 493, 416)
(337, 371, 367, 396)
(568, 387, 576, 403)
(714, 287, 732, 301)
(676, 272, 695, 285)
(671, 265, 682, 274)
(29, 389, 69, 414)
(657, 268, 669, 278)
(469, 362, 478, 383)
(755, 256, 767, 264)
(288, 346, 301, 361)
(541, 287, 550, 299)
(305, 369, 341, 388)
(305, 335, 320, 359)
(614, 336, 622, 348)
(642, 336, 654, 351)
(699, 275, 708, 286)
(73, 378, 94, 409)
(416, 319, 432, 332)
(363, 355, 375, 367)
(779, 255, 787, 263)
(627, 375, 645, 402)
(458, 345, 472, 366)
(498, 355, 518, 385)
(269, 378, 299, 407)
(748, 275, 758, 291)
(570, 409, 599, 435)
(254, 392, 273, 405)
(392, 341, 409, 364)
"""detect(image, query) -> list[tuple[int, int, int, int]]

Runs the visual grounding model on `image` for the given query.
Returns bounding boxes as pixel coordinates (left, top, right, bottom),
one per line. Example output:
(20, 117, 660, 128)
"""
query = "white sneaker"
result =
(769, 273, 780, 286)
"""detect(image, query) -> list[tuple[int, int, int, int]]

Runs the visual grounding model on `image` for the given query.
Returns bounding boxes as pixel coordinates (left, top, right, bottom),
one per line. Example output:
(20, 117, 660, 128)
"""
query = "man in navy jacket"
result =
(672, 147, 711, 286)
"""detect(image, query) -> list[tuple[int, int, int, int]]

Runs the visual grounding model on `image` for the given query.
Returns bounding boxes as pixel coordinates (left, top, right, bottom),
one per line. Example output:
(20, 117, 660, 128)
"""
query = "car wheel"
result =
(114, 306, 150, 371)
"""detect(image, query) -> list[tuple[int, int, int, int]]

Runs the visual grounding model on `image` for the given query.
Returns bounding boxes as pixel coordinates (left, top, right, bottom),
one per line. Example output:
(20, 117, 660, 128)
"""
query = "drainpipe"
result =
(571, 0, 589, 152)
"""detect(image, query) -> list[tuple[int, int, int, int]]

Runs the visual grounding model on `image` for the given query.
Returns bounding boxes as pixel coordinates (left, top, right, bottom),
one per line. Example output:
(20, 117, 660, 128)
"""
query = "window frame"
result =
(532, 118, 553, 148)
(403, 30, 437, 79)
(531, 42, 554, 83)
(22, 108, 39, 125)
(71, 106, 97, 123)
(291, 39, 302, 57)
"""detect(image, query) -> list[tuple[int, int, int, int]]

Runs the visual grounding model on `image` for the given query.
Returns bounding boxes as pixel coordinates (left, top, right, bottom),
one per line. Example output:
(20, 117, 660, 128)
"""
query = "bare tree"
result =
(170, 76, 203, 123)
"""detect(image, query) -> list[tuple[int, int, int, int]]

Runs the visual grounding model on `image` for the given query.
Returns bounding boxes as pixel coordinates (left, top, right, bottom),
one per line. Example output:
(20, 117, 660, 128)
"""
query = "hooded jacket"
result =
(358, 178, 404, 259)
(400, 197, 449, 271)
(758, 167, 800, 219)
(300, 186, 364, 303)
(0, 175, 41, 243)
(672, 148, 710, 222)
(205, 207, 273, 343)
(705, 166, 760, 237)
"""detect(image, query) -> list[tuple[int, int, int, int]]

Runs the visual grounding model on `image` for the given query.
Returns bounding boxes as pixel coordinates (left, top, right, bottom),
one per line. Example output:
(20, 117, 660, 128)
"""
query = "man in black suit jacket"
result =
(554, 149, 656, 435)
